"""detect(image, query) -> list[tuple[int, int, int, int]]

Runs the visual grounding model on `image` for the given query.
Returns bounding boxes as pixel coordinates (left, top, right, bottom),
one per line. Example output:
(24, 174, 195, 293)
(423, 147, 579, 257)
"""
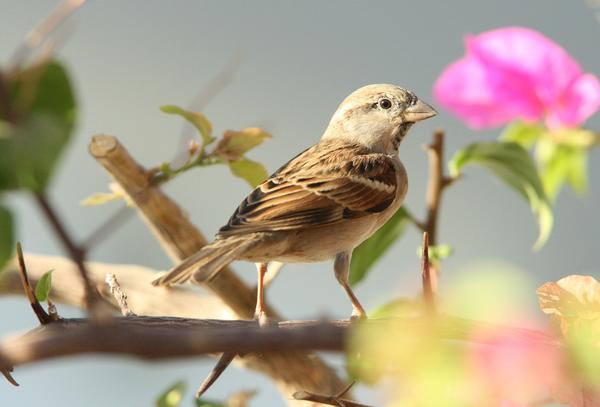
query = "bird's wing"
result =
(217, 140, 398, 237)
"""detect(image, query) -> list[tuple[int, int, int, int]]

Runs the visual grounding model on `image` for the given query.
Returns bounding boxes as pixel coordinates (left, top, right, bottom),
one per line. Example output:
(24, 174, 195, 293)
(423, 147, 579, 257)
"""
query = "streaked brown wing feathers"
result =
(218, 140, 398, 237)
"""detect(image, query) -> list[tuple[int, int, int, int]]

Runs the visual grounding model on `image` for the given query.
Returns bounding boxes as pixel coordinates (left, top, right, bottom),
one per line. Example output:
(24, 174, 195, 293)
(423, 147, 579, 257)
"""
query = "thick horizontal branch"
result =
(0, 315, 557, 370)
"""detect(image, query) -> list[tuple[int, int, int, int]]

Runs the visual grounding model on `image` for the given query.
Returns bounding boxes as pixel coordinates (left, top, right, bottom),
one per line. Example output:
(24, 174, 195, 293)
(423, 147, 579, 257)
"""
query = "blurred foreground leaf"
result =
(350, 267, 562, 405)
(156, 380, 186, 407)
(501, 121, 543, 148)
(0, 206, 13, 270)
(537, 275, 600, 387)
(349, 207, 409, 286)
(0, 60, 76, 191)
(537, 275, 600, 325)
(369, 298, 422, 319)
(449, 141, 553, 250)
(228, 157, 268, 188)
(34, 269, 53, 302)
(161, 105, 214, 147)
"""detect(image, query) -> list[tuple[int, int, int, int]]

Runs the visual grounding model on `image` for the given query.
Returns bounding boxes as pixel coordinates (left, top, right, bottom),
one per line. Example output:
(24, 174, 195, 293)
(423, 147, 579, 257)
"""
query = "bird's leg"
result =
(334, 252, 367, 320)
(254, 262, 270, 326)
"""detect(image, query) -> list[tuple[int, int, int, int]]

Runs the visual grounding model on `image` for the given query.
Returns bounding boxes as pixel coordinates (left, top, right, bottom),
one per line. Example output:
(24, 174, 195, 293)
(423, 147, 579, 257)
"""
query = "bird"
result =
(152, 84, 437, 322)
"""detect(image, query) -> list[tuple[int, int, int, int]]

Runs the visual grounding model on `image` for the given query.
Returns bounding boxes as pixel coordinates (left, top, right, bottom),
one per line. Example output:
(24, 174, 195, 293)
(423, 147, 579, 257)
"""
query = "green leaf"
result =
(0, 206, 14, 271)
(417, 244, 453, 266)
(161, 105, 214, 146)
(500, 121, 543, 149)
(536, 138, 588, 200)
(449, 141, 553, 250)
(349, 207, 410, 286)
(228, 157, 268, 188)
(566, 149, 587, 194)
(34, 269, 53, 302)
(0, 60, 76, 191)
(156, 380, 186, 407)
(216, 128, 271, 159)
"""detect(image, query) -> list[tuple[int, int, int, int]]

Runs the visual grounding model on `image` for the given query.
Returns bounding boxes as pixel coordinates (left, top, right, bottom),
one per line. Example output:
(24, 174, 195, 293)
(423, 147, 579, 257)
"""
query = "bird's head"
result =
(322, 84, 437, 154)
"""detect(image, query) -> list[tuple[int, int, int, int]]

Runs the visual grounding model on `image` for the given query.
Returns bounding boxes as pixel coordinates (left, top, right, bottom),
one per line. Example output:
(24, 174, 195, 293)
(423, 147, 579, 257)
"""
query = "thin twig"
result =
(81, 56, 241, 253)
(33, 193, 105, 318)
(196, 351, 237, 398)
(1, 366, 18, 387)
(47, 299, 59, 320)
(81, 206, 133, 252)
(105, 273, 135, 316)
(177, 52, 242, 153)
(421, 232, 435, 314)
(424, 129, 448, 246)
(15, 243, 51, 325)
(10, 0, 87, 68)
(293, 382, 373, 407)
(419, 130, 454, 302)
(404, 208, 426, 232)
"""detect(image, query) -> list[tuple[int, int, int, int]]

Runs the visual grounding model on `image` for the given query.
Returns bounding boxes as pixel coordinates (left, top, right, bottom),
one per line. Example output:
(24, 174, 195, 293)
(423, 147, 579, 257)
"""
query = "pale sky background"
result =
(1, 1, 599, 406)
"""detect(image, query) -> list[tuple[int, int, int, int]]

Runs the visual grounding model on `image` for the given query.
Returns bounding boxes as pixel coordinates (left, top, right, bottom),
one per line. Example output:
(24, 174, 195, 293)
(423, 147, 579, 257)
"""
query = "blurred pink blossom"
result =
(434, 27, 600, 129)
(468, 329, 563, 404)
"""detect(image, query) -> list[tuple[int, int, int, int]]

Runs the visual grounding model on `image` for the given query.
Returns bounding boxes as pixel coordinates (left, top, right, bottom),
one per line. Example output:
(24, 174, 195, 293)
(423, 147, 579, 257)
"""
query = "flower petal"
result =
(434, 57, 515, 129)
(435, 26, 600, 129)
(546, 73, 600, 129)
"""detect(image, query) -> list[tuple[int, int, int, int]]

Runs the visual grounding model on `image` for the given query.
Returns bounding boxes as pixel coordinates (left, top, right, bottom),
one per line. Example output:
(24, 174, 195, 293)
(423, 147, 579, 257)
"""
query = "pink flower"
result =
(434, 27, 600, 129)
(468, 329, 563, 404)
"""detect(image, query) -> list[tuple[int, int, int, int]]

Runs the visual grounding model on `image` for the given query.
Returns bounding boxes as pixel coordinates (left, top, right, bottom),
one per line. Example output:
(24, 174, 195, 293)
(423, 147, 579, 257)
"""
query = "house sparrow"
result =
(152, 84, 437, 322)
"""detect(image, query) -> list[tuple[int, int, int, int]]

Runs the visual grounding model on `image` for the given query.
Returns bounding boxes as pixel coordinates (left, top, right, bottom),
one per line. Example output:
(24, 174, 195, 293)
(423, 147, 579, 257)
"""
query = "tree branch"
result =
(0, 253, 227, 319)
(424, 130, 451, 246)
(419, 130, 455, 301)
(9, 0, 87, 68)
(0, 315, 557, 371)
(15, 243, 52, 325)
(104, 273, 135, 316)
(33, 193, 103, 316)
(420, 233, 435, 314)
(88, 134, 347, 405)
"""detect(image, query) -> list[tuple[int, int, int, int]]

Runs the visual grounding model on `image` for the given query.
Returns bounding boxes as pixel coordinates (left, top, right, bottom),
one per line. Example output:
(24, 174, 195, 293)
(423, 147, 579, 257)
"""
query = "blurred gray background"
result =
(1, 1, 599, 406)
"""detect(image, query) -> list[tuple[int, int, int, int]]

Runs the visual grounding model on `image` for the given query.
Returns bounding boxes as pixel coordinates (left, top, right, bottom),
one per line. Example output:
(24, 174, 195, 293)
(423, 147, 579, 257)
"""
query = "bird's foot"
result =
(350, 308, 367, 322)
(254, 310, 272, 327)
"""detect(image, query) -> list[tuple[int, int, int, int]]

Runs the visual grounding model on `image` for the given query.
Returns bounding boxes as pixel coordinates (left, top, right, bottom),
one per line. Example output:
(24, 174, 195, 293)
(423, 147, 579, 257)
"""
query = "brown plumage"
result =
(152, 84, 437, 320)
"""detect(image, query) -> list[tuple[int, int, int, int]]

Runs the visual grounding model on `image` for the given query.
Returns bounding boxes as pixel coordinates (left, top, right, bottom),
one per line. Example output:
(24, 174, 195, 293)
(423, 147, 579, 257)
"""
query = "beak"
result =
(403, 100, 438, 122)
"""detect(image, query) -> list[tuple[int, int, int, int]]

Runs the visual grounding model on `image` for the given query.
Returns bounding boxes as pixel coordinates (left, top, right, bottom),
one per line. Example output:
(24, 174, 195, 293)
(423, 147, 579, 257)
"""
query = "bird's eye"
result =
(378, 98, 392, 109)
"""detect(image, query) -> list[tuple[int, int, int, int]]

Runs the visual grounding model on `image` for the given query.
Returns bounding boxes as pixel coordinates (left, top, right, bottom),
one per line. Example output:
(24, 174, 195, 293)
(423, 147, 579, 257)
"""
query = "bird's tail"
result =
(151, 236, 256, 286)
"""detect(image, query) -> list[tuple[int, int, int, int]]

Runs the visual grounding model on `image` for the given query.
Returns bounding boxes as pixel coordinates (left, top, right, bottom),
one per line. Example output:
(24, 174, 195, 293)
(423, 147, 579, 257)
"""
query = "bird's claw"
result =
(254, 310, 272, 327)
(350, 308, 367, 322)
